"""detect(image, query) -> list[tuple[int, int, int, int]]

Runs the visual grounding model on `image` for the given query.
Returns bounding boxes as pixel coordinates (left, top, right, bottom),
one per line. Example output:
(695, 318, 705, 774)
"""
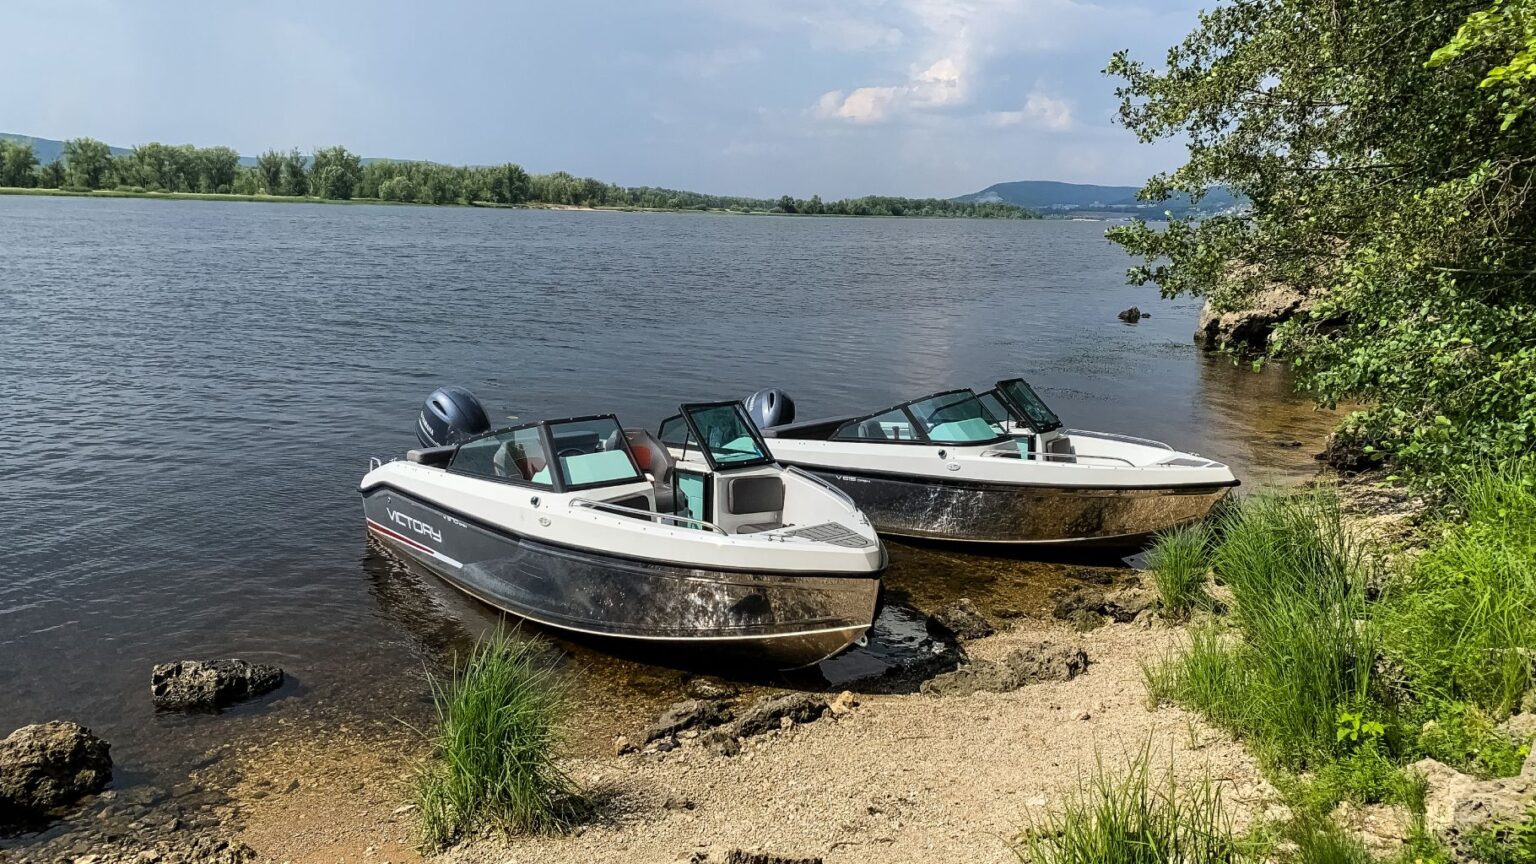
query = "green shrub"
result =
(1417, 702, 1529, 779)
(1382, 460, 1536, 716)
(1013, 746, 1255, 863)
(415, 630, 578, 849)
(1146, 523, 1214, 619)
(1152, 491, 1378, 769)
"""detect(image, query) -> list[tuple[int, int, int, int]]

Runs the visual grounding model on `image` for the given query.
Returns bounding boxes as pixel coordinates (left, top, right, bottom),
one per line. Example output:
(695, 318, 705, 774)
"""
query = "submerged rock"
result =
(645, 699, 730, 743)
(150, 660, 283, 711)
(0, 721, 112, 825)
(732, 694, 827, 738)
(683, 676, 738, 701)
(929, 599, 995, 641)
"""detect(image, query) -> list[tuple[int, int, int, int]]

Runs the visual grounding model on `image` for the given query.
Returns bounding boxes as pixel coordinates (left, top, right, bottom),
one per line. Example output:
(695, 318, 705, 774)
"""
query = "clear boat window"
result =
(450, 426, 552, 487)
(908, 392, 1009, 444)
(681, 403, 773, 469)
(997, 379, 1063, 432)
(977, 391, 1012, 425)
(834, 408, 918, 441)
(546, 416, 642, 488)
(657, 414, 694, 449)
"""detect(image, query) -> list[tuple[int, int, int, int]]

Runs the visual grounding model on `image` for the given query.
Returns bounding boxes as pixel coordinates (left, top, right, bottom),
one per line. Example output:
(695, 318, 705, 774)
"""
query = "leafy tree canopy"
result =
(1106, 0, 1536, 475)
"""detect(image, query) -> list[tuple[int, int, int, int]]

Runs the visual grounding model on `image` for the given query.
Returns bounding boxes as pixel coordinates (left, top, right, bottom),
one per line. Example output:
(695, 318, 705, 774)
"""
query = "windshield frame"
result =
(543, 413, 647, 492)
(677, 401, 776, 471)
(448, 414, 646, 493)
(993, 378, 1063, 433)
(833, 389, 1012, 446)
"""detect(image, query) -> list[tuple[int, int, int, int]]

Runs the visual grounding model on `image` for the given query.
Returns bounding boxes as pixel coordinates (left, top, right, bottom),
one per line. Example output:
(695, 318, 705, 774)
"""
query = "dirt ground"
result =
(229, 616, 1276, 864)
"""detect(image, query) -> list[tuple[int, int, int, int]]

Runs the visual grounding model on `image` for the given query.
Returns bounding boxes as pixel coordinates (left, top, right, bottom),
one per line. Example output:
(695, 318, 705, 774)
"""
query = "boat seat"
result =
(858, 420, 889, 440)
(625, 429, 677, 511)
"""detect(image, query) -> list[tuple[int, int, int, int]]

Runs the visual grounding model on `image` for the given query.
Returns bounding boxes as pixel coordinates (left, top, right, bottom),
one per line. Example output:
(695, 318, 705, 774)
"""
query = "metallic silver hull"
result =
(798, 467, 1234, 545)
(361, 486, 882, 669)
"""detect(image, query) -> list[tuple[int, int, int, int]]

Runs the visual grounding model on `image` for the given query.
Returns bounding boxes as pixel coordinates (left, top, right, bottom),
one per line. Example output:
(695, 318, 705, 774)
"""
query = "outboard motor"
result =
(417, 386, 491, 448)
(743, 388, 796, 429)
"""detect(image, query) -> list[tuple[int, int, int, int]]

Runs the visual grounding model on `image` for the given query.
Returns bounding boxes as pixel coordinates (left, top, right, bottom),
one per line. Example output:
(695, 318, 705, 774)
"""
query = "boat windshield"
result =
(995, 378, 1063, 432)
(546, 416, 644, 488)
(680, 402, 774, 470)
(906, 391, 1010, 444)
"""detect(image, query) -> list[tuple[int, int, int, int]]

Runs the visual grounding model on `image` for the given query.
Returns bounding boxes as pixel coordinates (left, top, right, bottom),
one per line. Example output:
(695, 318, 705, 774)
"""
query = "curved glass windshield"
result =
(997, 378, 1062, 432)
(681, 402, 773, 469)
(546, 416, 643, 488)
(907, 391, 1009, 444)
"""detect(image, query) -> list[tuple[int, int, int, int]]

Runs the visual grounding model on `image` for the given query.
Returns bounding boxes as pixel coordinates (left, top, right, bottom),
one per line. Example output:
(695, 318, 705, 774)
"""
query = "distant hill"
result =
(954, 180, 1244, 215)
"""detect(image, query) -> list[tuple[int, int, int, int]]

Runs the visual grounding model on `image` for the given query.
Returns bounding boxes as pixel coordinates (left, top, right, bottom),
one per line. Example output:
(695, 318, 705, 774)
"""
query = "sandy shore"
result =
(228, 615, 1275, 864)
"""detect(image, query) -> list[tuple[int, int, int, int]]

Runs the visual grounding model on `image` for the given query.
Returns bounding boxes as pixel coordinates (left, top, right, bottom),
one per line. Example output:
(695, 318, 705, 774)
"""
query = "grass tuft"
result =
(415, 629, 579, 849)
(1381, 459, 1536, 716)
(1150, 490, 1378, 770)
(1146, 523, 1214, 620)
(1012, 745, 1254, 863)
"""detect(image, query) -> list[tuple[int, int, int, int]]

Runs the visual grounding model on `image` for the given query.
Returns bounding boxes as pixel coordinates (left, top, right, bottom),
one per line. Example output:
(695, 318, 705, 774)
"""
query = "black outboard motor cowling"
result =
(417, 386, 491, 448)
(744, 388, 796, 429)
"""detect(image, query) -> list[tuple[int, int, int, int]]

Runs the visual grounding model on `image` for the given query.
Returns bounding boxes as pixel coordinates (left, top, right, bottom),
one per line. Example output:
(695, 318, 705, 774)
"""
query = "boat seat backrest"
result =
(726, 476, 784, 515)
(624, 429, 675, 485)
(858, 419, 889, 440)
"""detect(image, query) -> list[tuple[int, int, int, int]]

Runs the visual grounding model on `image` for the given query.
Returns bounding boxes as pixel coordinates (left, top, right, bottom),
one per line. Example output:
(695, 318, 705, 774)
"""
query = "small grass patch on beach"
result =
(415, 629, 579, 849)
(1146, 522, 1214, 620)
(1013, 746, 1256, 863)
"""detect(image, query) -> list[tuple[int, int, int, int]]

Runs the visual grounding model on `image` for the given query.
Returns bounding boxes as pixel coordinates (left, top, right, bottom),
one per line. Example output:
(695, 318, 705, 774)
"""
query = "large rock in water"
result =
(929, 598, 995, 641)
(151, 659, 284, 711)
(0, 722, 112, 824)
(1194, 285, 1305, 352)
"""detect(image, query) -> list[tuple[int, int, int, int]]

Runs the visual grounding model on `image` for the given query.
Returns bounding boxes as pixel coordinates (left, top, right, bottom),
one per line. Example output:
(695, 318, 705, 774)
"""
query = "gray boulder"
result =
(645, 699, 730, 743)
(732, 694, 827, 738)
(0, 721, 112, 824)
(150, 660, 283, 711)
(930, 599, 995, 641)
(1194, 285, 1304, 352)
(1118, 306, 1144, 323)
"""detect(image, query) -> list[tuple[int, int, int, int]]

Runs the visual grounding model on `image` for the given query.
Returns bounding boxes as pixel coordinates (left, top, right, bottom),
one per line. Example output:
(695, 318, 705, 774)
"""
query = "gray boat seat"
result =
(858, 420, 889, 440)
(724, 476, 784, 534)
(625, 429, 677, 511)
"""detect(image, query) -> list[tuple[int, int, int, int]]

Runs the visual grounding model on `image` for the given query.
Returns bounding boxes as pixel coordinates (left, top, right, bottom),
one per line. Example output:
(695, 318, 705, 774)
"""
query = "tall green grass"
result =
(1146, 523, 1214, 620)
(1013, 746, 1253, 864)
(1150, 491, 1377, 769)
(415, 630, 579, 849)
(1382, 460, 1536, 716)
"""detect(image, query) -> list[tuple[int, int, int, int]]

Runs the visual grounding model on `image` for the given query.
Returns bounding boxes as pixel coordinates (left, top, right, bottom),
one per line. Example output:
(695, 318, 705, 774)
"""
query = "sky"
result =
(1, 0, 1210, 199)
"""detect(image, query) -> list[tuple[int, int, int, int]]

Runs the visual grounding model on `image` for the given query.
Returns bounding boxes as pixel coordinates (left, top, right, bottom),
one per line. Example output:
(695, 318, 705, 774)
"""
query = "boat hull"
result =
(794, 467, 1234, 545)
(361, 486, 881, 669)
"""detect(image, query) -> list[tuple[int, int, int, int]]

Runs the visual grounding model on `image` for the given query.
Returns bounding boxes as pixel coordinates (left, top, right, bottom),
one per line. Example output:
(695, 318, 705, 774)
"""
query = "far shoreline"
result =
(0, 186, 1040, 221)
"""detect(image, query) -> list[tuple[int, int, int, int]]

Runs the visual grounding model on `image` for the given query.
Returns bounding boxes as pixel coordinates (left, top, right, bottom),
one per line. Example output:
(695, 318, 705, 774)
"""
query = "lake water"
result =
(0, 197, 1335, 819)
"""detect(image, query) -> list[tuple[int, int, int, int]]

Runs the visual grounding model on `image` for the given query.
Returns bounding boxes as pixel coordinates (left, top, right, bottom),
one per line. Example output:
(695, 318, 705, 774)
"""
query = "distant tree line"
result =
(0, 137, 1033, 218)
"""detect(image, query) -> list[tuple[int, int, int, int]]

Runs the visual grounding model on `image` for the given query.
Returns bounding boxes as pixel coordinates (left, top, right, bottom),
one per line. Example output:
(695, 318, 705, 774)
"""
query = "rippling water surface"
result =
(0, 197, 1335, 795)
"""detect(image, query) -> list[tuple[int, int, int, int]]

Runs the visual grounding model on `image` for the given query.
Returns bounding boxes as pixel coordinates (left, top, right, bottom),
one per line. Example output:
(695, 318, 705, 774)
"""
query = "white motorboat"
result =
(746, 380, 1237, 545)
(361, 388, 885, 669)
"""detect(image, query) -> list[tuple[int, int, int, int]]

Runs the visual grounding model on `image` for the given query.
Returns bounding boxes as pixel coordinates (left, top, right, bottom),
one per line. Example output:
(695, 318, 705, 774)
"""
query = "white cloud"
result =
(814, 55, 967, 123)
(985, 89, 1074, 130)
